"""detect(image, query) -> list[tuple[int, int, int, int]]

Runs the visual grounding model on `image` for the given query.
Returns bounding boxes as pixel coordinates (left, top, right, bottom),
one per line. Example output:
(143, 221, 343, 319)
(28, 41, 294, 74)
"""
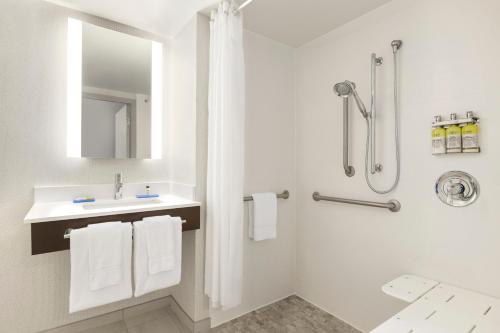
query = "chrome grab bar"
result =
(342, 98, 355, 177)
(244, 190, 289, 202)
(312, 192, 401, 212)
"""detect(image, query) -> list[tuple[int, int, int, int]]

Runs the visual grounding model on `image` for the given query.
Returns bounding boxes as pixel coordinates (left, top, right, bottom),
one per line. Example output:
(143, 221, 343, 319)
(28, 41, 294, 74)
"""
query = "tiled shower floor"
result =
(211, 295, 361, 333)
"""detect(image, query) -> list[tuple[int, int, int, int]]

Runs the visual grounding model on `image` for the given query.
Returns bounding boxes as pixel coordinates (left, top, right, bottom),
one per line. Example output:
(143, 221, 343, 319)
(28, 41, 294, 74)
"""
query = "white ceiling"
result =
(243, 0, 393, 46)
(47, 0, 218, 37)
(47, 0, 393, 46)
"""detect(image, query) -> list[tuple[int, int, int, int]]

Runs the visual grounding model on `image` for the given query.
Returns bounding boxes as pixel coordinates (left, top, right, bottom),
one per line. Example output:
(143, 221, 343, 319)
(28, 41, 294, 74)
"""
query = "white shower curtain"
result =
(205, 1, 245, 310)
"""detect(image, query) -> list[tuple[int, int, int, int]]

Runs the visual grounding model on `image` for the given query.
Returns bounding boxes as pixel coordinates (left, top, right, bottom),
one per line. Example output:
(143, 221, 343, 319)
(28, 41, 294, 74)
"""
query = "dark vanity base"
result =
(31, 206, 200, 255)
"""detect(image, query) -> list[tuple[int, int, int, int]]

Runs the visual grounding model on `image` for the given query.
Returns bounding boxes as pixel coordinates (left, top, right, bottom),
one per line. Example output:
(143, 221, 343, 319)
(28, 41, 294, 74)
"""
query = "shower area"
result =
(209, 0, 497, 331)
(291, 0, 496, 331)
(208, 0, 497, 331)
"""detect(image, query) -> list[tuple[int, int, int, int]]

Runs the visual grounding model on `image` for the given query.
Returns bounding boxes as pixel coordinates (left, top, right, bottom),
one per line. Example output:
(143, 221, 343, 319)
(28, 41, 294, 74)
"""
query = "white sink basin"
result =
(24, 183, 201, 224)
(83, 198, 162, 210)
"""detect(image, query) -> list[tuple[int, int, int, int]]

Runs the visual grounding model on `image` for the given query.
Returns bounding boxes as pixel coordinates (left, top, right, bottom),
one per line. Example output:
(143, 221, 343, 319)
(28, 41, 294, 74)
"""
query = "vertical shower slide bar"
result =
(370, 53, 383, 174)
(333, 41, 402, 193)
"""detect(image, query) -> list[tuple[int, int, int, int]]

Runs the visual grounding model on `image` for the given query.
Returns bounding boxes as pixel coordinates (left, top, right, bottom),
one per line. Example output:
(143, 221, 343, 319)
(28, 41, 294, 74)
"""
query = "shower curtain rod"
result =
(208, 0, 254, 17)
(237, 0, 255, 11)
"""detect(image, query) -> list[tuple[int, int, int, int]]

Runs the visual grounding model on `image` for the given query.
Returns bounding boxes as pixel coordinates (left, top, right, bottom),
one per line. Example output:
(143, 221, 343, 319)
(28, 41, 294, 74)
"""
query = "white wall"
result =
(168, 16, 198, 187)
(194, 13, 211, 322)
(210, 30, 297, 326)
(295, 0, 500, 331)
(0, 1, 193, 331)
(169, 14, 202, 322)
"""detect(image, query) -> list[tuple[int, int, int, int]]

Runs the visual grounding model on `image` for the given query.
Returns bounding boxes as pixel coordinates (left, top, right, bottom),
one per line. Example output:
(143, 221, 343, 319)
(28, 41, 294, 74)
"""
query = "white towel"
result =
(69, 223, 132, 313)
(133, 216, 182, 297)
(249, 193, 277, 241)
(88, 222, 123, 290)
(145, 218, 175, 274)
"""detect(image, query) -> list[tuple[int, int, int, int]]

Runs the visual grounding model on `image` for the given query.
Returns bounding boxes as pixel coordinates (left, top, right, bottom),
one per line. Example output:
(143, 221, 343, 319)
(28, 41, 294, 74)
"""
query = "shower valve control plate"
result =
(435, 171, 479, 207)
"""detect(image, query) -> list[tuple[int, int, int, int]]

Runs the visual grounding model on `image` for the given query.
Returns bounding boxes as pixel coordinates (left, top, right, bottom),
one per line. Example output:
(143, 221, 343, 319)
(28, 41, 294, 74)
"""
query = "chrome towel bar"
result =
(312, 192, 401, 212)
(244, 190, 289, 202)
(63, 219, 187, 239)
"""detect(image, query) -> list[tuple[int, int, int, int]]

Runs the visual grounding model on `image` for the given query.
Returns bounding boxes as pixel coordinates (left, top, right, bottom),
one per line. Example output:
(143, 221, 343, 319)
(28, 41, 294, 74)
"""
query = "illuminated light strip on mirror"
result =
(67, 18, 82, 158)
(150, 41, 163, 159)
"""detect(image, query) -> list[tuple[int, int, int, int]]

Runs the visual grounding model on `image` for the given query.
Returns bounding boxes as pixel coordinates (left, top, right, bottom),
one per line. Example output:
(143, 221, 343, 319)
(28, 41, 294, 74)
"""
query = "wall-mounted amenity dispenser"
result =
(446, 114, 462, 153)
(432, 111, 480, 154)
(432, 116, 446, 155)
(462, 111, 480, 153)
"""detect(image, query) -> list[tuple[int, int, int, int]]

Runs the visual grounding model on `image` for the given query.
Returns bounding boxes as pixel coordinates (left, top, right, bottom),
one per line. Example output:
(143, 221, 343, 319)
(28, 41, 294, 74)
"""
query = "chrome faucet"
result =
(114, 172, 123, 200)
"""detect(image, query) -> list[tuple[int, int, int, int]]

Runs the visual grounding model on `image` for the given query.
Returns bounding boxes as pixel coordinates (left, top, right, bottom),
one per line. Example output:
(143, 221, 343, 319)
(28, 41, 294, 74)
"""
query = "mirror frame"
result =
(66, 17, 163, 159)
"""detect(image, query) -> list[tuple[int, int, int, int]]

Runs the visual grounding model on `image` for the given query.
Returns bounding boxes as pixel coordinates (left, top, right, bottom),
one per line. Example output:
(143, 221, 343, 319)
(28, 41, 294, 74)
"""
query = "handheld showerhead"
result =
(334, 81, 368, 118)
(345, 81, 368, 118)
(333, 82, 352, 98)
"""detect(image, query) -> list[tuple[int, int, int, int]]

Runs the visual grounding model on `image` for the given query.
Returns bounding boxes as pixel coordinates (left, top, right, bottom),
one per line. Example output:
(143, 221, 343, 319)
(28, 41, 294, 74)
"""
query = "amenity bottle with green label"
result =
(432, 116, 446, 154)
(462, 111, 479, 153)
(446, 113, 462, 153)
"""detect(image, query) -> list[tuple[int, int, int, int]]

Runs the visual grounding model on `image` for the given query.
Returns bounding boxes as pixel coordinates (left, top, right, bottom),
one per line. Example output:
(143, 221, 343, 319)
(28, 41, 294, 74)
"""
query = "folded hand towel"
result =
(88, 222, 123, 291)
(249, 193, 277, 241)
(133, 216, 182, 297)
(70, 222, 132, 313)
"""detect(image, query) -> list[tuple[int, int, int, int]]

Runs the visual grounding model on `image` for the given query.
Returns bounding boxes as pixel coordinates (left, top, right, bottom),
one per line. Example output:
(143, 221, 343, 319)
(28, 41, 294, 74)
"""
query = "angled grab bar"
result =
(312, 192, 401, 212)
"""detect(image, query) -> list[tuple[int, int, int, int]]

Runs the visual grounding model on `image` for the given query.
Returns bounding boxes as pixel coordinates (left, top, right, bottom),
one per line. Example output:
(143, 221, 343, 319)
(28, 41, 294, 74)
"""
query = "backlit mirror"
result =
(67, 18, 163, 159)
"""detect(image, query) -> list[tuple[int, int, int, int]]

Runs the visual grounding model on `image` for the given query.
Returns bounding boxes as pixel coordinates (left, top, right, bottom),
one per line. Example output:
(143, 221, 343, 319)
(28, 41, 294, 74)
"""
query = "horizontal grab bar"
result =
(312, 192, 401, 212)
(244, 190, 290, 202)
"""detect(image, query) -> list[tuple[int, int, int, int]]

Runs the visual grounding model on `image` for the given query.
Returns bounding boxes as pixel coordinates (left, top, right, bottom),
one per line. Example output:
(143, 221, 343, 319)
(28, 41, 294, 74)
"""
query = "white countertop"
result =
(24, 194, 200, 224)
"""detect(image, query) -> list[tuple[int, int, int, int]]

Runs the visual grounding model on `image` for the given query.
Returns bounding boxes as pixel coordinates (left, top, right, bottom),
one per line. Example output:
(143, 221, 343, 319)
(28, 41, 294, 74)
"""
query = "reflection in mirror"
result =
(82, 23, 150, 159)
(82, 97, 131, 158)
(66, 18, 162, 159)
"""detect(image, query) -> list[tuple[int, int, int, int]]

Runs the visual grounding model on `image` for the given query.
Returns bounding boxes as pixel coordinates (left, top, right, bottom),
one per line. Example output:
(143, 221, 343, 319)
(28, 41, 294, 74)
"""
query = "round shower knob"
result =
(435, 171, 479, 207)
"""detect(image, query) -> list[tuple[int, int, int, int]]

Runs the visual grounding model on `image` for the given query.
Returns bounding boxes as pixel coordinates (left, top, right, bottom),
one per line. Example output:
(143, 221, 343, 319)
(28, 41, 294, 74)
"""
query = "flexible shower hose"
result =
(364, 51, 400, 194)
